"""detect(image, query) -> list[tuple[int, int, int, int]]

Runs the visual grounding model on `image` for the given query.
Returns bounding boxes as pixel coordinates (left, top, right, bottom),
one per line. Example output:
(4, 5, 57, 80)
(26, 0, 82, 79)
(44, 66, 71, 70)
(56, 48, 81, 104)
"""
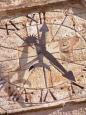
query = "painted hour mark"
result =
(49, 89, 57, 100)
(40, 89, 43, 102)
(24, 89, 28, 102)
(9, 20, 20, 30)
(40, 89, 57, 102)
(43, 90, 48, 102)
(27, 12, 46, 25)
(43, 12, 46, 22)
(39, 12, 46, 24)
(71, 84, 75, 94)
(5, 23, 9, 35)
(27, 14, 37, 25)
(8, 86, 12, 97)
(39, 12, 42, 24)
(29, 14, 35, 25)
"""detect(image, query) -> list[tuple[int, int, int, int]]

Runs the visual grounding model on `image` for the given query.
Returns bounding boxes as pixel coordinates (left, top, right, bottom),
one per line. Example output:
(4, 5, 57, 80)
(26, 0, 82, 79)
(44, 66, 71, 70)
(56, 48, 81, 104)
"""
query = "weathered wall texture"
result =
(0, 0, 86, 115)
(0, 0, 85, 19)
(12, 102, 86, 115)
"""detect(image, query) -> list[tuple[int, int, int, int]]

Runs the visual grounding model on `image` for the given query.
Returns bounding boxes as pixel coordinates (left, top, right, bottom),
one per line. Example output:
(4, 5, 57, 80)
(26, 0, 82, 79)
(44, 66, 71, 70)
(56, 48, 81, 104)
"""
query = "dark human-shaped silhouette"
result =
(0, 13, 84, 104)
(17, 21, 84, 89)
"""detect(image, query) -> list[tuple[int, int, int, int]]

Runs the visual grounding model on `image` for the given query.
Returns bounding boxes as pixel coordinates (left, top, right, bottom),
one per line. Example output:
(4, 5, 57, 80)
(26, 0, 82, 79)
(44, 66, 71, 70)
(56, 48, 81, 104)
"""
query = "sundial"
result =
(0, 1, 86, 114)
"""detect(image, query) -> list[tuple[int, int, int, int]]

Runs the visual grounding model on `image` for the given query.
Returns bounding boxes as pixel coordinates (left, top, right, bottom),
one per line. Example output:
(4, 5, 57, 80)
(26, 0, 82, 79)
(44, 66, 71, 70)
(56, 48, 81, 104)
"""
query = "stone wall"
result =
(0, 0, 83, 19)
(12, 102, 86, 115)
(0, 0, 86, 115)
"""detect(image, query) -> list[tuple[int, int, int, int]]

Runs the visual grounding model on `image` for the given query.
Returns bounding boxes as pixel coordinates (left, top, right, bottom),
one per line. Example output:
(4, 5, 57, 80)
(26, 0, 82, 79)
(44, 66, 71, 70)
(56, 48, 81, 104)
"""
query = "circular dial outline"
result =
(0, 9, 85, 106)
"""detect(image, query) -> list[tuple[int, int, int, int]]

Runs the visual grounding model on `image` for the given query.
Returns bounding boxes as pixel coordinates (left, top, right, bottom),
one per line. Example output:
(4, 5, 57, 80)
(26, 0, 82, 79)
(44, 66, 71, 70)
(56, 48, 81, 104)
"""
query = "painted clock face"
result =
(0, 5, 86, 111)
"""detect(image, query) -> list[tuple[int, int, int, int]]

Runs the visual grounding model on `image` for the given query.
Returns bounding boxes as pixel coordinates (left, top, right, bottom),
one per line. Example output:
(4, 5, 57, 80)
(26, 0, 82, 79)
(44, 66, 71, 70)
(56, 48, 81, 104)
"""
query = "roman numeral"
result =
(39, 89, 57, 102)
(27, 12, 46, 25)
